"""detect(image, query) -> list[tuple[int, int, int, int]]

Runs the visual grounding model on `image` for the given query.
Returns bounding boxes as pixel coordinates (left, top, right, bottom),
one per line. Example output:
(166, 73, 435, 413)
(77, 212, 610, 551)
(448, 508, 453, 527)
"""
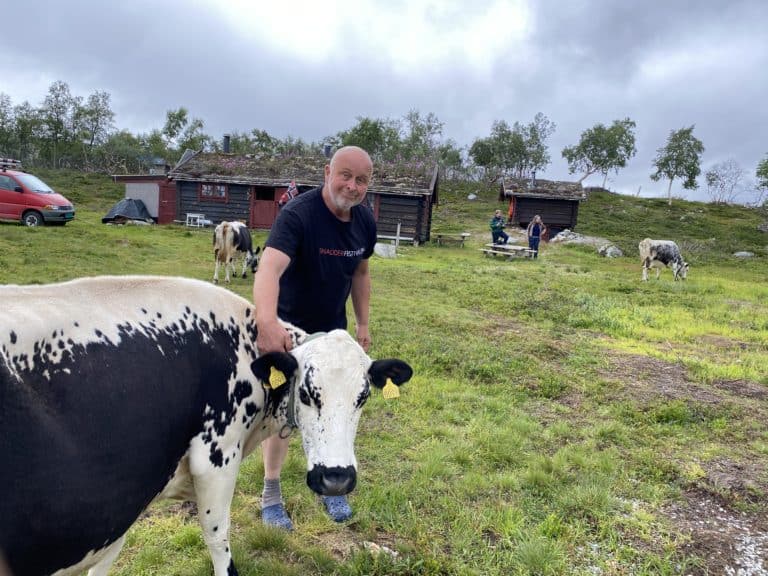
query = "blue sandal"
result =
(322, 495, 352, 522)
(261, 503, 293, 531)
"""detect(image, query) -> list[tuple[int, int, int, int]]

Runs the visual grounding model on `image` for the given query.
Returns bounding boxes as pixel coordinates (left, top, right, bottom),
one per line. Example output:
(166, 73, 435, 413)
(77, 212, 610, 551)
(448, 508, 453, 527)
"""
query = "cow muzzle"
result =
(306, 465, 357, 496)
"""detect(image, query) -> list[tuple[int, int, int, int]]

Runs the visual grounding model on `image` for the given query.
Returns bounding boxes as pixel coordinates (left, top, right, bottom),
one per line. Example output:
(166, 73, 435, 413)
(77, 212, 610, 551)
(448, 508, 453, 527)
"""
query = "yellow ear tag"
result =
(382, 378, 400, 399)
(269, 366, 286, 389)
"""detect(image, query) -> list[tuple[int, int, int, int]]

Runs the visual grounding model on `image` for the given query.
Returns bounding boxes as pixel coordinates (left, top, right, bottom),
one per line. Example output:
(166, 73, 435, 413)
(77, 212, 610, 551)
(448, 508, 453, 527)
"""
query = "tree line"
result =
(1, 81, 766, 205)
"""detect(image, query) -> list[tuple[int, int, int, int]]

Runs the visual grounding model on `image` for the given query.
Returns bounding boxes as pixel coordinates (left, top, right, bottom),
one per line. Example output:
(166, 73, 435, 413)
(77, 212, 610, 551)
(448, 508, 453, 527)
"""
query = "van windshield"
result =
(16, 173, 55, 194)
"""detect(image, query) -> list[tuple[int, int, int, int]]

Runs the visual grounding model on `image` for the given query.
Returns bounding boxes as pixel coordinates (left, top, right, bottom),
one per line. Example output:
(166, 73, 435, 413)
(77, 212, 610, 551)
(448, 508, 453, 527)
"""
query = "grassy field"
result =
(1, 173, 767, 575)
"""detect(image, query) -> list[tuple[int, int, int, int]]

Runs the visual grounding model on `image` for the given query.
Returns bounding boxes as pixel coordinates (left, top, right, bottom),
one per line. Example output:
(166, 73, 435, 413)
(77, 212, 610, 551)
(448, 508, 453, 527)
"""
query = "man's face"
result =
(324, 149, 373, 213)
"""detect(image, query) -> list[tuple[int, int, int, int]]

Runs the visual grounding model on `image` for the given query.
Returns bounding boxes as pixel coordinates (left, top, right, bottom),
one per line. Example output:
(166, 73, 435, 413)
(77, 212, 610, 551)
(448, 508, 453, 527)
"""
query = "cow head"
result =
(673, 261, 689, 280)
(247, 245, 262, 274)
(251, 330, 412, 496)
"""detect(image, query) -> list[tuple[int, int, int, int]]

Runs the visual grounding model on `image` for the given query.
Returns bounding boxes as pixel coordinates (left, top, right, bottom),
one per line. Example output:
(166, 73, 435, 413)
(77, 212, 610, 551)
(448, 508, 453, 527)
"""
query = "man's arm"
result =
(350, 258, 371, 352)
(253, 247, 293, 353)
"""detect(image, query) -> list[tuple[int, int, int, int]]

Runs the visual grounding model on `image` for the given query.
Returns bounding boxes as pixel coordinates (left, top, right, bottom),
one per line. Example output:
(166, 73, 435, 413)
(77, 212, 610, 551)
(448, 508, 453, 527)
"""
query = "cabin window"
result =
(200, 183, 228, 202)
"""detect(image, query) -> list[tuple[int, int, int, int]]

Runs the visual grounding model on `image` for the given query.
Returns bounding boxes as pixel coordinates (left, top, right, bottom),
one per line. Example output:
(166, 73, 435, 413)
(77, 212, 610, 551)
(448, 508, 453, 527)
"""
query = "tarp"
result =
(102, 198, 154, 224)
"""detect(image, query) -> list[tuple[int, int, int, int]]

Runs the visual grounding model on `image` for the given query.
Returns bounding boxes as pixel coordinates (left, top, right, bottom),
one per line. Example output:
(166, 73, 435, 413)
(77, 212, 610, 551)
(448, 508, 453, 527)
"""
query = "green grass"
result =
(2, 172, 767, 574)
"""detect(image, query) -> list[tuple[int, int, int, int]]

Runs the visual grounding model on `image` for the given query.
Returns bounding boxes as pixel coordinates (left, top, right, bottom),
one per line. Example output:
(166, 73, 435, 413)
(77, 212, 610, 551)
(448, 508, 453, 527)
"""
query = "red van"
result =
(0, 159, 76, 226)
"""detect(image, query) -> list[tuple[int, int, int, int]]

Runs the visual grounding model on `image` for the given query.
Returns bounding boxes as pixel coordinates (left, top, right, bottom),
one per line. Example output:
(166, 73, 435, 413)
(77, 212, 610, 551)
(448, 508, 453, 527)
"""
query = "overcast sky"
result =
(2, 0, 767, 203)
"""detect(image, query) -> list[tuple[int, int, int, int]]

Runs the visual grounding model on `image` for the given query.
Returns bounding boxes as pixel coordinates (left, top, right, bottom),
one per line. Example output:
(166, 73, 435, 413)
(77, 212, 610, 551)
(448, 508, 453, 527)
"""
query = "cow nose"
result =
(306, 465, 357, 496)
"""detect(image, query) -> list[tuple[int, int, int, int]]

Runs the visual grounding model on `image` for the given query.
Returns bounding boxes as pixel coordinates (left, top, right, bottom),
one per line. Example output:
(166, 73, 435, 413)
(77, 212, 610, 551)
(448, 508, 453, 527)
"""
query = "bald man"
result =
(253, 146, 376, 529)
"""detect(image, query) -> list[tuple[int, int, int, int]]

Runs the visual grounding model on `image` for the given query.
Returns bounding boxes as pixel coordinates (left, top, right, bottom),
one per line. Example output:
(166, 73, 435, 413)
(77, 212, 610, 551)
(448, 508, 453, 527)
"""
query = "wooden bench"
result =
(377, 234, 416, 246)
(480, 244, 535, 259)
(434, 232, 471, 247)
(185, 213, 206, 227)
(480, 248, 517, 260)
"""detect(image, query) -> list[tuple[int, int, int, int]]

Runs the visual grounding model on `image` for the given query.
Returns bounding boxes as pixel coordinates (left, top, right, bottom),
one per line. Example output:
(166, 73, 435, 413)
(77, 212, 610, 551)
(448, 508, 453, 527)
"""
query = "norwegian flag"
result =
(278, 180, 297, 207)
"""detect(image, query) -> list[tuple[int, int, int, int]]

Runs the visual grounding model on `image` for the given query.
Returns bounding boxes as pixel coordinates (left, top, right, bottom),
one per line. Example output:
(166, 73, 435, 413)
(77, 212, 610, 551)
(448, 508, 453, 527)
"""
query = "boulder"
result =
(374, 243, 398, 258)
(599, 244, 624, 258)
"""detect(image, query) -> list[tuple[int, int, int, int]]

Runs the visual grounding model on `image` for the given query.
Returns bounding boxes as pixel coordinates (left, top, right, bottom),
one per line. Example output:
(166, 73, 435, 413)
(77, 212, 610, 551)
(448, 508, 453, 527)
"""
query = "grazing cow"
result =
(638, 238, 689, 281)
(213, 221, 261, 283)
(0, 275, 413, 576)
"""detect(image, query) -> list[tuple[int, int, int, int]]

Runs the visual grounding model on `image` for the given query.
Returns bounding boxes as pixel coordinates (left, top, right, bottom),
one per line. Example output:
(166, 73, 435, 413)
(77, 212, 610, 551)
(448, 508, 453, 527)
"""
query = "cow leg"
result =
(655, 267, 661, 280)
(194, 466, 240, 576)
(213, 260, 221, 284)
(86, 535, 126, 576)
(642, 259, 649, 281)
(240, 253, 249, 278)
(243, 252, 255, 278)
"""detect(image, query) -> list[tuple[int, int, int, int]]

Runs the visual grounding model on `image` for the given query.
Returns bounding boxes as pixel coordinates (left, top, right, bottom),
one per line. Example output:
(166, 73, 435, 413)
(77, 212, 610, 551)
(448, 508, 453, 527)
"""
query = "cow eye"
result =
(299, 387, 311, 406)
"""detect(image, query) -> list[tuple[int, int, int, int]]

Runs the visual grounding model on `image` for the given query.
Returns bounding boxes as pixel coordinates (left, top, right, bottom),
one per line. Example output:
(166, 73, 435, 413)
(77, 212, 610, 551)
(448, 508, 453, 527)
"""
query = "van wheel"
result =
(22, 211, 44, 227)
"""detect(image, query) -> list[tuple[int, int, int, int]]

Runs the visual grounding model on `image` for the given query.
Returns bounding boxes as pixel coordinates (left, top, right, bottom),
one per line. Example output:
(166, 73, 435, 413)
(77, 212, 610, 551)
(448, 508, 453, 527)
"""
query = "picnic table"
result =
(479, 243, 535, 259)
(434, 232, 471, 247)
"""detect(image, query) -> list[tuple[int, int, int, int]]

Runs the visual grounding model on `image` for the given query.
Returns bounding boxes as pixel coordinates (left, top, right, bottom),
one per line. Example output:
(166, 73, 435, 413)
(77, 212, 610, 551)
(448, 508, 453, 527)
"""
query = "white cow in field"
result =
(0, 275, 413, 576)
(213, 221, 261, 283)
(639, 238, 689, 281)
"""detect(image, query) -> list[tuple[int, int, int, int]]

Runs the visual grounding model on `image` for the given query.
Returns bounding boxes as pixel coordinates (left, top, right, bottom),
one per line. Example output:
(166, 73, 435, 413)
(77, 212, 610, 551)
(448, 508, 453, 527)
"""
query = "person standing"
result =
(526, 214, 546, 258)
(252, 146, 376, 530)
(489, 209, 509, 245)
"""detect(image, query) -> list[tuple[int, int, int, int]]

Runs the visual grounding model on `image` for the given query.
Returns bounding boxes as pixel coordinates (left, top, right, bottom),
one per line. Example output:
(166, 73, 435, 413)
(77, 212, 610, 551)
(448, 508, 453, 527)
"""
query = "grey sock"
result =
(262, 478, 283, 509)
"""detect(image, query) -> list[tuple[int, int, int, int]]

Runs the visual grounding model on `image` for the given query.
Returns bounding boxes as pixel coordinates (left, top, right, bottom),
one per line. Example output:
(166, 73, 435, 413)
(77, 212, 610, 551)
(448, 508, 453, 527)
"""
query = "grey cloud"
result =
(1, 0, 766, 202)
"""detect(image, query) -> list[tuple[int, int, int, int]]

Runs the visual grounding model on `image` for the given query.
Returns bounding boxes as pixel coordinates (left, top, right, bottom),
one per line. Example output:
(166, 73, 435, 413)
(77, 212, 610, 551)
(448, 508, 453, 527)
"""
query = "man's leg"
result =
(261, 434, 293, 530)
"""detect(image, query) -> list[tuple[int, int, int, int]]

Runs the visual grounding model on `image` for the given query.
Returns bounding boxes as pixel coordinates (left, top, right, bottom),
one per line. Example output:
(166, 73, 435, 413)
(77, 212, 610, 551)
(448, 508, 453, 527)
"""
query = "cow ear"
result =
(251, 352, 298, 387)
(254, 245, 262, 255)
(368, 359, 413, 389)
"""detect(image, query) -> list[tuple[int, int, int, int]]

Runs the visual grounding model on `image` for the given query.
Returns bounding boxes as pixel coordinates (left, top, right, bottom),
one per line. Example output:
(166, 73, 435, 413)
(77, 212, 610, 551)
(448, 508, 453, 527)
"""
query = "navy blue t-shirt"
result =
(265, 186, 377, 333)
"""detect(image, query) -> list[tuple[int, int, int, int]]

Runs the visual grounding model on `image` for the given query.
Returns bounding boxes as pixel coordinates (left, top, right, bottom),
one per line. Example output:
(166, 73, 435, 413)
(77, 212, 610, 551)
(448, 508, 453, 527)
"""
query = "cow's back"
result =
(0, 276, 258, 575)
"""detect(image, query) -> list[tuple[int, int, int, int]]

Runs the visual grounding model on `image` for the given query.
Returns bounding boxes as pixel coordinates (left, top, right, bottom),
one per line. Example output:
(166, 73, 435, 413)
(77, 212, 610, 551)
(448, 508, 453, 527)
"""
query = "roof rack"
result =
(0, 158, 23, 171)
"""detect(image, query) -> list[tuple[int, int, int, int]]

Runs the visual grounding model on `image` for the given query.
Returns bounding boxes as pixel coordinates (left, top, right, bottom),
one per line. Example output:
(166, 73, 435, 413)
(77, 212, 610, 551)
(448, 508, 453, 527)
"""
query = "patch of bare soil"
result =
(713, 379, 768, 401)
(664, 487, 768, 576)
(311, 528, 402, 561)
(599, 353, 722, 406)
(311, 527, 359, 560)
(598, 352, 768, 574)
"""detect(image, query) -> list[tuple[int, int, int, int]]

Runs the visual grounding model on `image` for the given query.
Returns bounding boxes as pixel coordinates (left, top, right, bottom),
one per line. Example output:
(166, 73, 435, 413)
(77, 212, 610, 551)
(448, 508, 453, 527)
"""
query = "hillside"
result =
(434, 180, 768, 260)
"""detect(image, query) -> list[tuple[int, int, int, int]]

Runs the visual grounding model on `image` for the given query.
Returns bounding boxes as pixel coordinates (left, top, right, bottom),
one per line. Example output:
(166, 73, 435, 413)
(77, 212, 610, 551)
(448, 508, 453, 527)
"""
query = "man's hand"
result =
(257, 319, 293, 353)
(356, 324, 371, 352)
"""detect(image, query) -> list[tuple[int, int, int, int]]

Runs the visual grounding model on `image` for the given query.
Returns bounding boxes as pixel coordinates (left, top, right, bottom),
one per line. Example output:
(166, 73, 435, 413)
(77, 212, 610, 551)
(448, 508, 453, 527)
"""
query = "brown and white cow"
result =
(0, 275, 412, 576)
(639, 238, 689, 281)
(213, 221, 261, 283)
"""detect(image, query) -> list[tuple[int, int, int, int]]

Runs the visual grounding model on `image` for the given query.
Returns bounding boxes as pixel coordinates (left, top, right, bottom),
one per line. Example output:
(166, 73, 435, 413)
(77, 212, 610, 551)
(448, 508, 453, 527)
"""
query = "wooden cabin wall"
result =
(177, 181, 251, 224)
(514, 198, 579, 232)
(419, 196, 433, 243)
(376, 195, 425, 241)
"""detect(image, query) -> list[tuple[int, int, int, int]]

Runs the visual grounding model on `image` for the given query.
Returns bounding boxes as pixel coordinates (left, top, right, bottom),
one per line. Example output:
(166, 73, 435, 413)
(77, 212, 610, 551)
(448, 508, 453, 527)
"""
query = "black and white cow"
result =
(639, 238, 689, 281)
(0, 276, 412, 576)
(213, 221, 261, 283)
